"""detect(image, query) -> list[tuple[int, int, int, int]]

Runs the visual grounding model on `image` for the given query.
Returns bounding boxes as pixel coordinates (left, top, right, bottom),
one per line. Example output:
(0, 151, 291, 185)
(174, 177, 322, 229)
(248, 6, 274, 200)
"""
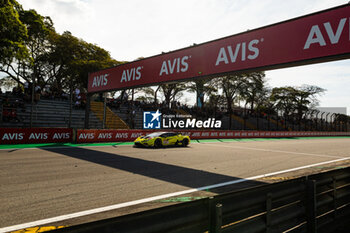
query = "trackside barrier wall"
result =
(75, 129, 350, 143)
(0, 128, 73, 144)
(1, 128, 350, 144)
(51, 167, 350, 233)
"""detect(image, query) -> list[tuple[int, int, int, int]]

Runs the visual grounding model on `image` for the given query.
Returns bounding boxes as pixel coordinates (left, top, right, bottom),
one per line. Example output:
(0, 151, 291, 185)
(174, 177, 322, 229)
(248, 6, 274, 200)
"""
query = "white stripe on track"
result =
(1, 157, 349, 233)
(201, 143, 344, 159)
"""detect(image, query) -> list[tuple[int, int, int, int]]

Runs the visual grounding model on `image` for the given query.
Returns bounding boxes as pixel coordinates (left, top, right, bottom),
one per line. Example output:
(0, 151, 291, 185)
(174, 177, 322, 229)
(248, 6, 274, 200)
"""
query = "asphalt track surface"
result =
(1, 137, 350, 232)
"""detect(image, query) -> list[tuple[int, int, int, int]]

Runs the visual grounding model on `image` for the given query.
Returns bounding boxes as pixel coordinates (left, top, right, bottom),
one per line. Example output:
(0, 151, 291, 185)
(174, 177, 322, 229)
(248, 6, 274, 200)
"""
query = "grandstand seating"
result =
(90, 101, 129, 129)
(1, 96, 347, 131)
(230, 114, 256, 130)
(173, 108, 191, 116)
(110, 104, 144, 129)
(0, 99, 102, 128)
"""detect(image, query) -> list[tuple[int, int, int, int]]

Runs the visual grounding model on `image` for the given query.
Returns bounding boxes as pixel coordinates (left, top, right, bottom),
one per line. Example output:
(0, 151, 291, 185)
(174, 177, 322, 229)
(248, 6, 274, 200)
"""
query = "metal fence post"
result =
(209, 198, 222, 233)
(333, 177, 337, 222)
(266, 193, 272, 233)
(306, 180, 317, 233)
(84, 93, 91, 129)
(103, 93, 106, 129)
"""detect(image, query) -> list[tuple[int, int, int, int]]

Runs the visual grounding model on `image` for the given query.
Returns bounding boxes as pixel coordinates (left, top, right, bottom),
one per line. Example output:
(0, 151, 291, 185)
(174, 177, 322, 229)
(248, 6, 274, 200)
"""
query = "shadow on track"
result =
(40, 146, 265, 193)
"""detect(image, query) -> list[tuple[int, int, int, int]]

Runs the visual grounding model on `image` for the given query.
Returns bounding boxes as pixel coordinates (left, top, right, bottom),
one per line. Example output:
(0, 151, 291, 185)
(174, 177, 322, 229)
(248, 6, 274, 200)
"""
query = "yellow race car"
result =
(134, 131, 190, 148)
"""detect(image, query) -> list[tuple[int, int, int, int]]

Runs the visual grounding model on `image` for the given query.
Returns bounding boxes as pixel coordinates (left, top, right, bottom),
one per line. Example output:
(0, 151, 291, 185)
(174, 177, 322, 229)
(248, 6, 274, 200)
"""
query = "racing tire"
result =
(182, 138, 189, 147)
(154, 139, 162, 148)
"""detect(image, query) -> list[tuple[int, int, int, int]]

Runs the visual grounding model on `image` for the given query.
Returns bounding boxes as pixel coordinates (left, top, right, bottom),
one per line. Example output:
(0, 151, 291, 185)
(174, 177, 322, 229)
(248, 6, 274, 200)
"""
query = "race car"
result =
(134, 131, 190, 148)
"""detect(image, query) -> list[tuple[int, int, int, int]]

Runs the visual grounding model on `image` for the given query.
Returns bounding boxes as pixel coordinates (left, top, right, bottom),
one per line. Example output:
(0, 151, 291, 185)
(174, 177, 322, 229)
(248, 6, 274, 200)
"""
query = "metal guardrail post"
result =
(209, 199, 222, 233)
(266, 193, 272, 233)
(333, 177, 337, 222)
(72, 128, 77, 144)
(306, 180, 317, 233)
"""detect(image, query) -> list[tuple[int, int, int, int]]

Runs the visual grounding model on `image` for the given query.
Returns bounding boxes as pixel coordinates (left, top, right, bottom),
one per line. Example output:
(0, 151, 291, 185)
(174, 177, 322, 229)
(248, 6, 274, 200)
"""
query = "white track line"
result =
(1, 157, 350, 233)
(201, 143, 344, 159)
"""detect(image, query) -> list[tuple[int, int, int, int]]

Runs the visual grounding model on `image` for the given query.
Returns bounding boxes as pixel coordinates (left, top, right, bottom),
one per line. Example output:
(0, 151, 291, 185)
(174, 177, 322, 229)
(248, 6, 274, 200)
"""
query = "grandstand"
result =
(0, 97, 102, 129)
(1, 91, 349, 131)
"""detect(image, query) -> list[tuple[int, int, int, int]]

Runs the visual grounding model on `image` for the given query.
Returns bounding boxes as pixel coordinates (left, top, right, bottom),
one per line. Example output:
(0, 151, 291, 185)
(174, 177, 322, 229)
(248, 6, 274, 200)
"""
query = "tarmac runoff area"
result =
(1, 137, 350, 233)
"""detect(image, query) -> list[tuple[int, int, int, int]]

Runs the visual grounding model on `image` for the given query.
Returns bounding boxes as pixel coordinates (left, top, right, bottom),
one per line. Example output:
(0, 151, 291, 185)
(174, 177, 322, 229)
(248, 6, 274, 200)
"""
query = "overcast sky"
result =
(17, 0, 350, 114)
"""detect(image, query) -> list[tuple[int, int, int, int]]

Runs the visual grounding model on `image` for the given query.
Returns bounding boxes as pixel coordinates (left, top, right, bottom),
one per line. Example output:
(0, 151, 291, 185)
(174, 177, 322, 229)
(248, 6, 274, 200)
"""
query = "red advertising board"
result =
(76, 129, 155, 143)
(0, 128, 73, 144)
(88, 4, 350, 93)
(1, 128, 349, 144)
(76, 129, 350, 143)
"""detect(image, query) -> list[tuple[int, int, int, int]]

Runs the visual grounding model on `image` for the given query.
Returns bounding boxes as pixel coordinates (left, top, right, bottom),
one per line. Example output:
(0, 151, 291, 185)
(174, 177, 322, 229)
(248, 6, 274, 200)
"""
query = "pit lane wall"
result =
(1, 128, 350, 144)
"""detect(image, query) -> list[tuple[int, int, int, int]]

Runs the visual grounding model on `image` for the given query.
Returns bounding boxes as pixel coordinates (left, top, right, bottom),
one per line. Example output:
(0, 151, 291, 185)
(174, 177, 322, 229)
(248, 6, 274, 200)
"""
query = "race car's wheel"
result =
(154, 139, 162, 148)
(182, 138, 189, 147)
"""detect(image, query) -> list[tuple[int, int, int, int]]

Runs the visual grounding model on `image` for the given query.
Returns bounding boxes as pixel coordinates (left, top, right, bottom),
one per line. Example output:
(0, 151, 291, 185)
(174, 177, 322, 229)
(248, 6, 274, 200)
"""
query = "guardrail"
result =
(52, 167, 350, 233)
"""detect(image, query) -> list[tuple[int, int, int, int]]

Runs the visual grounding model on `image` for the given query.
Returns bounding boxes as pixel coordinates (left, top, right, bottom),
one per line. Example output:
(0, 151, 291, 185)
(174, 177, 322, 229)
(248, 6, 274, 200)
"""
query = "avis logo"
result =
(215, 39, 260, 66)
(120, 66, 142, 83)
(159, 56, 189, 76)
(92, 74, 109, 87)
(304, 17, 349, 49)
(143, 110, 162, 129)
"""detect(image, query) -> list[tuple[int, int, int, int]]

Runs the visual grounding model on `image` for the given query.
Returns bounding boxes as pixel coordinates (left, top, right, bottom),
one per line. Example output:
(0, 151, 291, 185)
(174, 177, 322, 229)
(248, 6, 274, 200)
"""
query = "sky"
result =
(17, 0, 350, 114)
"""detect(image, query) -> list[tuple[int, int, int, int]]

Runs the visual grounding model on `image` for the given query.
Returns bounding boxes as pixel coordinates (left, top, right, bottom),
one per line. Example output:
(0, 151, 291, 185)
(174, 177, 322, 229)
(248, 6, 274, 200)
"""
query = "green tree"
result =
(213, 74, 246, 128)
(240, 71, 267, 112)
(133, 87, 157, 103)
(0, 75, 17, 91)
(270, 86, 297, 117)
(70, 39, 119, 90)
(215, 75, 245, 113)
(294, 85, 325, 121)
(0, 1, 119, 94)
(187, 78, 217, 108)
(0, 0, 28, 63)
(0, 8, 54, 87)
(270, 85, 325, 120)
(159, 83, 187, 108)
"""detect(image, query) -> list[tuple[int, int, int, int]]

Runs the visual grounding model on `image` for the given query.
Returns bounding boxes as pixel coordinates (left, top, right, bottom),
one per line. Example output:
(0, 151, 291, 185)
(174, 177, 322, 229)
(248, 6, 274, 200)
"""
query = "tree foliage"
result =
(270, 85, 325, 119)
(159, 83, 187, 108)
(0, 0, 119, 93)
(0, 0, 28, 63)
(212, 74, 246, 114)
(0, 0, 327, 117)
(240, 72, 267, 111)
(187, 78, 217, 108)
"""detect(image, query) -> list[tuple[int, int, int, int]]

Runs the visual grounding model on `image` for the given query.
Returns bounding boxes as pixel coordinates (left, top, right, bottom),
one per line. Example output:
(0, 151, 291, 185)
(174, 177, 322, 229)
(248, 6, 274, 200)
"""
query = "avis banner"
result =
(0, 128, 73, 144)
(76, 129, 350, 143)
(88, 4, 350, 93)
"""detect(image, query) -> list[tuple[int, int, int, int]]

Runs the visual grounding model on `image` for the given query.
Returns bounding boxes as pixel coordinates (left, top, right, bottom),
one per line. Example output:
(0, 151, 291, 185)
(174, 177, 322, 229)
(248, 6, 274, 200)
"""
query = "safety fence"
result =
(1, 128, 350, 144)
(51, 167, 350, 233)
